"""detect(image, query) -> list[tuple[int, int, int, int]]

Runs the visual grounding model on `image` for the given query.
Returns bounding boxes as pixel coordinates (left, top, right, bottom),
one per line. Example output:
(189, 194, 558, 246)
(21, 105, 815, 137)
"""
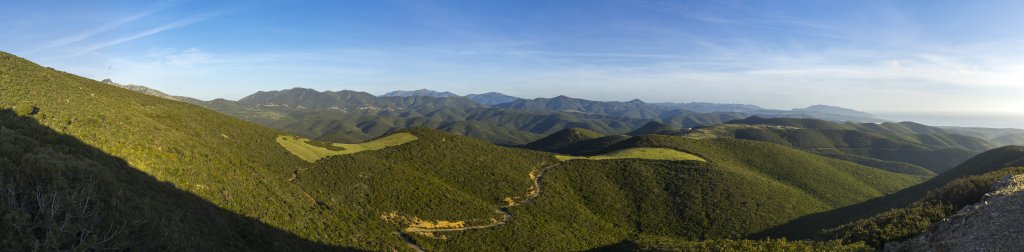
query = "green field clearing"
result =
(276, 133, 418, 162)
(555, 147, 706, 162)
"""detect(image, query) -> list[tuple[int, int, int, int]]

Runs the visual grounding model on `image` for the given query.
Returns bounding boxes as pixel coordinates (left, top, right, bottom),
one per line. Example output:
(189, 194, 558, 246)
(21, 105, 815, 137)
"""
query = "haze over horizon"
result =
(3, 0, 1024, 123)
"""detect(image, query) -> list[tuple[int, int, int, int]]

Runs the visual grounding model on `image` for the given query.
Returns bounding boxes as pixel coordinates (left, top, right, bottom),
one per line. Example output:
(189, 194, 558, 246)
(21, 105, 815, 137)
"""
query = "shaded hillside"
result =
(524, 128, 603, 152)
(0, 109, 344, 251)
(831, 167, 1024, 248)
(627, 121, 683, 136)
(883, 173, 1024, 251)
(759, 146, 1024, 243)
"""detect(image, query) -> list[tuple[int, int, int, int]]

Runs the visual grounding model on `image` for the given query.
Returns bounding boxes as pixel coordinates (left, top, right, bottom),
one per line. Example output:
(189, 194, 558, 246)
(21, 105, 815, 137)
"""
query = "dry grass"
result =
(555, 147, 706, 162)
(276, 133, 418, 162)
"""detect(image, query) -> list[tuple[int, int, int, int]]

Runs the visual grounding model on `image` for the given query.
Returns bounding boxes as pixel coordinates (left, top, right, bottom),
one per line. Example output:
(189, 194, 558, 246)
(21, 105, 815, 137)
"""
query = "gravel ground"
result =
(885, 174, 1024, 252)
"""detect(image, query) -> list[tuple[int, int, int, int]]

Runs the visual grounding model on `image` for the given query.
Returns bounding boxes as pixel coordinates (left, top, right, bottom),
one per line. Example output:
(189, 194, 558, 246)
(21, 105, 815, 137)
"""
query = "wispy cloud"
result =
(29, 1, 181, 53)
(66, 12, 219, 57)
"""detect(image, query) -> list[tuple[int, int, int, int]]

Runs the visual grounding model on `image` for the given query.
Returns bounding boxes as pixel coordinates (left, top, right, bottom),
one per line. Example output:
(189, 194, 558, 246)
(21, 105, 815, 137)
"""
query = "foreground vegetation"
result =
(0, 110, 340, 251)
(599, 235, 871, 252)
(760, 146, 1024, 246)
(0, 51, 378, 249)
(825, 166, 1024, 247)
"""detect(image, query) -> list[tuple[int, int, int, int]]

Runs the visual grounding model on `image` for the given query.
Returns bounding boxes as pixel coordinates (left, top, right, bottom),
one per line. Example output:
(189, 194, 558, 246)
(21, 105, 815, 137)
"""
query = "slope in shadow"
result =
(755, 145, 1024, 240)
(0, 110, 356, 251)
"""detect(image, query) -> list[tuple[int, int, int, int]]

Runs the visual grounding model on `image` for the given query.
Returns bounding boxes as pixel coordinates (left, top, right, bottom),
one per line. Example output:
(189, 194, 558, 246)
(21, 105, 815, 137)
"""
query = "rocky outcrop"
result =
(885, 174, 1024, 251)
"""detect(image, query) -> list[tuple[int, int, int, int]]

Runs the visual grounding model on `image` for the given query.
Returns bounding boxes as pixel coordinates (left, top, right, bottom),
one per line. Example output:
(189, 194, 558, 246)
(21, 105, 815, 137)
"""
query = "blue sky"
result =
(3, 0, 1024, 119)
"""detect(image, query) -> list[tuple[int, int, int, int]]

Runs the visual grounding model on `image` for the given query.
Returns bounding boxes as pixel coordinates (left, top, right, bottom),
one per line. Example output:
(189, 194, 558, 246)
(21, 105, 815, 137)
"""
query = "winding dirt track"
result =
(397, 163, 561, 248)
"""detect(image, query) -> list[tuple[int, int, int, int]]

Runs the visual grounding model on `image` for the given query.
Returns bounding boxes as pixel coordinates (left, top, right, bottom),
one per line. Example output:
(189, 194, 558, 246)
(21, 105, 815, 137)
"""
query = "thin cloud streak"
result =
(65, 12, 219, 58)
(28, 1, 181, 53)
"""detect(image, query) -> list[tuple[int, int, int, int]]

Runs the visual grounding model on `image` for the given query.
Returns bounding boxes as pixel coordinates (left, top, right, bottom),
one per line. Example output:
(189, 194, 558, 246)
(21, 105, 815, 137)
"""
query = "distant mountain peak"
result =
(383, 89, 458, 98)
(792, 104, 874, 118)
(465, 92, 521, 105)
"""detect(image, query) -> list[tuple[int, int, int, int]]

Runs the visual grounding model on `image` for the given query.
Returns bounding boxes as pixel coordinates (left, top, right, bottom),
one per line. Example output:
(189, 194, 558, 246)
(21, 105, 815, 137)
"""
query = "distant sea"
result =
(873, 112, 1024, 129)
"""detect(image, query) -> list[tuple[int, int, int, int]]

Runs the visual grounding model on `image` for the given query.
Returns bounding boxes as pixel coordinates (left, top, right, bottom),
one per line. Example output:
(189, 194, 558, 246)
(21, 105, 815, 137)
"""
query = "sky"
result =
(2, 0, 1024, 125)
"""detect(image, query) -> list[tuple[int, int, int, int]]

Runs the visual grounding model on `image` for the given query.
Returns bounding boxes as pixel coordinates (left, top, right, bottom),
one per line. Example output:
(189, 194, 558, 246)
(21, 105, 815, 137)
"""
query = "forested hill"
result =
(0, 109, 343, 251)
(681, 117, 1024, 175)
(0, 51, 353, 250)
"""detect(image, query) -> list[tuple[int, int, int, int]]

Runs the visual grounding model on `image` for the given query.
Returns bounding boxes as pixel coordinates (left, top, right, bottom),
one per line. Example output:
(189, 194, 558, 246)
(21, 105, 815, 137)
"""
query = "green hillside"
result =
(941, 126, 1024, 146)
(0, 109, 341, 251)
(627, 121, 684, 136)
(524, 127, 604, 152)
(416, 132, 923, 250)
(727, 117, 997, 151)
(685, 119, 987, 174)
(760, 146, 1024, 243)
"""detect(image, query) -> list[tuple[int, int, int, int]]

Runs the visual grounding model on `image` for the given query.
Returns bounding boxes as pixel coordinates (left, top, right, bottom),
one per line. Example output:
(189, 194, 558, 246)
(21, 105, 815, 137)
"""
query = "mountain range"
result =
(383, 89, 459, 98)
(381, 89, 521, 106)
(106, 85, 902, 146)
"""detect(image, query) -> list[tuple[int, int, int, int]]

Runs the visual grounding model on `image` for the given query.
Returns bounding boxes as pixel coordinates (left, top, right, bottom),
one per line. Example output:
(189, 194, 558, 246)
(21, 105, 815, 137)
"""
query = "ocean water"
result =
(873, 112, 1024, 129)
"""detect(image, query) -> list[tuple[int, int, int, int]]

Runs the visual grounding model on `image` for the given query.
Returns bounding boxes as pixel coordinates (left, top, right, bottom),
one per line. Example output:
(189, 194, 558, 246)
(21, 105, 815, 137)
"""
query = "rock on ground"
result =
(885, 174, 1024, 251)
